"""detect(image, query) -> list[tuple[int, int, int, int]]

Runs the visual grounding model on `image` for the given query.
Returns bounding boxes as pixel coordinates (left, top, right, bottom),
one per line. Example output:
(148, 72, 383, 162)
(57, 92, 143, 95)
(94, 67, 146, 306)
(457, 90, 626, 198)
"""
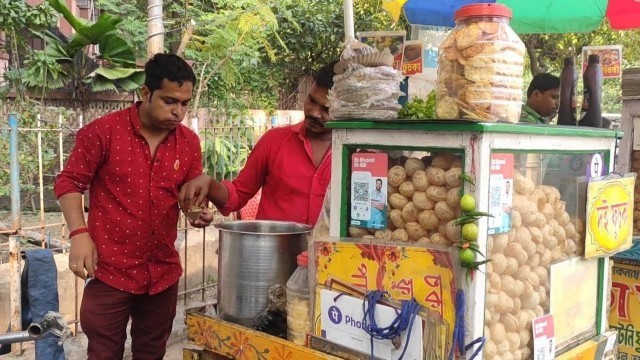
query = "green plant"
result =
(201, 113, 255, 180)
(398, 90, 436, 119)
(0, 104, 66, 210)
(18, 0, 144, 101)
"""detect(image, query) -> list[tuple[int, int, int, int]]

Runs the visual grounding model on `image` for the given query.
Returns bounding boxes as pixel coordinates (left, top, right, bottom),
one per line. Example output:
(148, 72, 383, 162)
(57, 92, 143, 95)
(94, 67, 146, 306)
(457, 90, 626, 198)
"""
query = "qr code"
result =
(489, 184, 501, 210)
(352, 182, 370, 202)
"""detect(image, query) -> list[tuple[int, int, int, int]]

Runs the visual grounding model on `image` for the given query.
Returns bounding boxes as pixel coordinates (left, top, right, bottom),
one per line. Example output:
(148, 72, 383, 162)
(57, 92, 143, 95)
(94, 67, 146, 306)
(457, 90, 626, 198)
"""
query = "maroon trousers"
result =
(80, 279, 179, 360)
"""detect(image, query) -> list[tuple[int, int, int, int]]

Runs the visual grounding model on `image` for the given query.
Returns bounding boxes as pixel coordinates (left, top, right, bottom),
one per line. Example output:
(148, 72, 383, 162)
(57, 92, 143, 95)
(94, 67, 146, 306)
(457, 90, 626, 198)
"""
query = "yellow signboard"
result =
(313, 241, 457, 331)
(585, 175, 635, 258)
(608, 262, 640, 357)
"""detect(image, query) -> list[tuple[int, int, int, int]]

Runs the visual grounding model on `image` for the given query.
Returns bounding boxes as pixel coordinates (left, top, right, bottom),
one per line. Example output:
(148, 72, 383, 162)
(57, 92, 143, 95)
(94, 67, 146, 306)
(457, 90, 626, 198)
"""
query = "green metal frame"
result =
(339, 144, 466, 237)
(327, 120, 623, 139)
(489, 148, 612, 338)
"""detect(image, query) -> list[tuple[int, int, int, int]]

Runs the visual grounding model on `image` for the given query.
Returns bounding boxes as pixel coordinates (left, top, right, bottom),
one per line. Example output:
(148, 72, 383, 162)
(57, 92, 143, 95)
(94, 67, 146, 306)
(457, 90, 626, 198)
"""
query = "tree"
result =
(93, 0, 398, 110)
(0, 0, 57, 101)
(16, 0, 145, 107)
(269, 0, 400, 95)
(522, 22, 640, 113)
(0, 1, 64, 209)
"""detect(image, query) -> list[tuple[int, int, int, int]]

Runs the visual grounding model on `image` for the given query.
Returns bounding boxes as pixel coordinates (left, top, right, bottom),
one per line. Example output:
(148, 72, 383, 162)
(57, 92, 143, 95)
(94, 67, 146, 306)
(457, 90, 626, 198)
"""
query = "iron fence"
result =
(0, 107, 302, 354)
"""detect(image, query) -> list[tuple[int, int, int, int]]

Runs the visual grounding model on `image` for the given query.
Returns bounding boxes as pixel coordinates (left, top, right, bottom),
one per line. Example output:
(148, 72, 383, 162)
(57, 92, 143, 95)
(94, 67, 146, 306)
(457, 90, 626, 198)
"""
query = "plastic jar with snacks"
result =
(286, 251, 310, 345)
(436, 3, 526, 123)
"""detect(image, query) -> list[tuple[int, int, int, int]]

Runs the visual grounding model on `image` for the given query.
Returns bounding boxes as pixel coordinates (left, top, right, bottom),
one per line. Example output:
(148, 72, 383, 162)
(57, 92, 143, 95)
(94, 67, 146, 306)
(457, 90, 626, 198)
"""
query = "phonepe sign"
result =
(587, 153, 604, 179)
(320, 289, 423, 360)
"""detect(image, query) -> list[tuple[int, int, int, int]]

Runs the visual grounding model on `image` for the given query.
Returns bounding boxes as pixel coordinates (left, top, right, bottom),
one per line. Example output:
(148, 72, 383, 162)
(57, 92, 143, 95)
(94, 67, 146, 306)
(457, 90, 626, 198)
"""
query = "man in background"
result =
(520, 73, 560, 124)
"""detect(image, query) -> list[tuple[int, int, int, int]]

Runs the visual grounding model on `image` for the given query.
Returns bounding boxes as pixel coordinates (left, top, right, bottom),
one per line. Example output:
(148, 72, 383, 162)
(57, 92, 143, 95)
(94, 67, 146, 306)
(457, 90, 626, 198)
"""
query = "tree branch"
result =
(191, 29, 249, 117)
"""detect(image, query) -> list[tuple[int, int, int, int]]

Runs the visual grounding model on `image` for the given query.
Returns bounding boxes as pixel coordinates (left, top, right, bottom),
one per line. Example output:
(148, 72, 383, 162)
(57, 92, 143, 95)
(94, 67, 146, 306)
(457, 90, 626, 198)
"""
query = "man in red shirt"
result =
(54, 54, 212, 360)
(179, 61, 337, 226)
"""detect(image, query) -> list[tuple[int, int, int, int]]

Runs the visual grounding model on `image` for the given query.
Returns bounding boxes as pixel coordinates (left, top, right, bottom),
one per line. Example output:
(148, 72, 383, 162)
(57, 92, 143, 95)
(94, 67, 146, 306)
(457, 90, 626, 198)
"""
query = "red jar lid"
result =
(454, 3, 512, 21)
(297, 251, 309, 267)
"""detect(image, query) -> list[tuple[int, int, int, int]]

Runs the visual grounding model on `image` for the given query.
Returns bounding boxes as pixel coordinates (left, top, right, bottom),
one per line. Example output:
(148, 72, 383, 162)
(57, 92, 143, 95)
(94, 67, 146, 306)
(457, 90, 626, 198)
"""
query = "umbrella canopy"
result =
(402, 0, 640, 33)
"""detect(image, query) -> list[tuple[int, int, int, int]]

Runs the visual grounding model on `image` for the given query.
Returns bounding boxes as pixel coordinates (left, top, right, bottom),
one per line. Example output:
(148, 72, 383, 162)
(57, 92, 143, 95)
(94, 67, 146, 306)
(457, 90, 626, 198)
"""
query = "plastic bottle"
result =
(557, 57, 578, 126)
(286, 251, 310, 345)
(579, 54, 603, 128)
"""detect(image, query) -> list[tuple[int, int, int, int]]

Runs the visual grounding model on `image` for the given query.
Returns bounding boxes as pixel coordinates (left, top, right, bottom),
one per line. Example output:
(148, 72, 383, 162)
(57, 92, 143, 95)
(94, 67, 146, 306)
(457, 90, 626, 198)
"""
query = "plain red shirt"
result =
(219, 122, 331, 226)
(54, 104, 203, 294)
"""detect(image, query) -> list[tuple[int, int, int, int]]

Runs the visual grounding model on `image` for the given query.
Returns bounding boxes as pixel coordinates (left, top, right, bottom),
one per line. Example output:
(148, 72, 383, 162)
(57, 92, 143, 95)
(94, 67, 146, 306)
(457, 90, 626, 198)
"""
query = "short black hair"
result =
(144, 53, 196, 96)
(527, 73, 560, 98)
(313, 60, 338, 89)
(376, 179, 383, 184)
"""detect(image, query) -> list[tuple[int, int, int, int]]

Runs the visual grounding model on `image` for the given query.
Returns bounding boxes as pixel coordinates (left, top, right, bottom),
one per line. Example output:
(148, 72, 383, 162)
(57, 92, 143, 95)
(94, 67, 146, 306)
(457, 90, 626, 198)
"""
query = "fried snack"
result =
(436, 18, 525, 123)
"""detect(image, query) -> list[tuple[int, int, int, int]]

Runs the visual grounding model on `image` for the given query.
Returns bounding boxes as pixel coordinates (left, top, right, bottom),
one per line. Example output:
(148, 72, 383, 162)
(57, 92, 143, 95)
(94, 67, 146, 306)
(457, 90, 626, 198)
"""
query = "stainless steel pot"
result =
(215, 220, 311, 327)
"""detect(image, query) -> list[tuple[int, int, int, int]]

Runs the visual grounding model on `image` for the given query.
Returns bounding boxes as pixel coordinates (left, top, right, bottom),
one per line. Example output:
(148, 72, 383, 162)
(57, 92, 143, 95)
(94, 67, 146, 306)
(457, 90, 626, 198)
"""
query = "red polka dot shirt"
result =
(54, 103, 203, 294)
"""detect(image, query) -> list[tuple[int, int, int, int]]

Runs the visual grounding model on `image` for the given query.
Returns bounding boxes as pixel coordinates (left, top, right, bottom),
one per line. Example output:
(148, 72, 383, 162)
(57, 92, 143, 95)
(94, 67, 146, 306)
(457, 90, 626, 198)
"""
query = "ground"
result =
(0, 211, 66, 264)
(0, 293, 216, 360)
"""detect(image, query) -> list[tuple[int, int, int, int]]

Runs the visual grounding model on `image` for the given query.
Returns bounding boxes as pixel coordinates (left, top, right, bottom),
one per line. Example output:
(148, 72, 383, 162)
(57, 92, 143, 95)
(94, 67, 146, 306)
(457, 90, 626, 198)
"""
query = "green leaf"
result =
(97, 34, 136, 66)
(47, 0, 88, 30)
(67, 13, 121, 53)
(89, 67, 141, 80)
(90, 77, 118, 92)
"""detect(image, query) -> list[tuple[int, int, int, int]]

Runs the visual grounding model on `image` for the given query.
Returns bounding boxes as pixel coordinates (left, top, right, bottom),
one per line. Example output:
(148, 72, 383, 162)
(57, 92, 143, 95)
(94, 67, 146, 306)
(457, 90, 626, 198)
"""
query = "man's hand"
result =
(68, 233, 98, 280)
(372, 201, 384, 210)
(189, 208, 214, 228)
(179, 174, 211, 211)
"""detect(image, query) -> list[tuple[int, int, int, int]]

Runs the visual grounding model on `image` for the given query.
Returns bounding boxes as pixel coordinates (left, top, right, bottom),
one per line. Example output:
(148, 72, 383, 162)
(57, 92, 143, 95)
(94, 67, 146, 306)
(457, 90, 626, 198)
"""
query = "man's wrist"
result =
(69, 227, 89, 238)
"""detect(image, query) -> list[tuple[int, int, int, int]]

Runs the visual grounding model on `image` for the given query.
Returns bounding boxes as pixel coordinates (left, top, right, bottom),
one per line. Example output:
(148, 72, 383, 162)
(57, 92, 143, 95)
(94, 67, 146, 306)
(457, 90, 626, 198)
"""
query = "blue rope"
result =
(361, 290, 421, 360)
(449, 289, 485, 360)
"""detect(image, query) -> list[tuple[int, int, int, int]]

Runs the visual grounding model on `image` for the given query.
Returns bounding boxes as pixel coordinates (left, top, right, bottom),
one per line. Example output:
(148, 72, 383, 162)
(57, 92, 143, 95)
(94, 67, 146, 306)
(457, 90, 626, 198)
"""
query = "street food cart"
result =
(183, 1, 640, 358)
(184, 120, 628, 360)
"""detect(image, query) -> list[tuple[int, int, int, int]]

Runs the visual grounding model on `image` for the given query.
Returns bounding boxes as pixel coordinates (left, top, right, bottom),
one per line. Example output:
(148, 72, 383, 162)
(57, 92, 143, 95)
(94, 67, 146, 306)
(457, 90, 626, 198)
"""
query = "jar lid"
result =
(297, 251, 309, 267)
(454, 3, 513, 21)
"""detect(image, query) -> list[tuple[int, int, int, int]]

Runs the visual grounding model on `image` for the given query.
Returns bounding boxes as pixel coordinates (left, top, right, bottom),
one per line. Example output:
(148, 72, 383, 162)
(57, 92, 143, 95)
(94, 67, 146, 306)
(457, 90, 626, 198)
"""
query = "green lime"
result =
(460, 194, 476, 212)
(459, 248, 475, 266)
(461, 223, 479, 241)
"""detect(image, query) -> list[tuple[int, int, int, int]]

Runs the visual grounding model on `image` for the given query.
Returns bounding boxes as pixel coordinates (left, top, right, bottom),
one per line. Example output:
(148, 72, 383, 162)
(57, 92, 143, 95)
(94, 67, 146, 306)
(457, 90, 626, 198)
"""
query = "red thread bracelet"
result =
(69, 228, 89, 238)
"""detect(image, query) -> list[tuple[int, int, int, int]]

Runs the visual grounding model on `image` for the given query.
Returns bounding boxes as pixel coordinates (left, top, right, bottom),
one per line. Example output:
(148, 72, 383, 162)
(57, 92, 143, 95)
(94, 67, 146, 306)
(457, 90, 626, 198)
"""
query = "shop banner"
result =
(314, 241, 457, 330)
(350, 153, 389, 230)
(357, 31, 406, 71)
(609, 262, 640, 357)
(582, 45, 623, 79)
(584, 174, 635, 259)
(401, 40, 423, 76)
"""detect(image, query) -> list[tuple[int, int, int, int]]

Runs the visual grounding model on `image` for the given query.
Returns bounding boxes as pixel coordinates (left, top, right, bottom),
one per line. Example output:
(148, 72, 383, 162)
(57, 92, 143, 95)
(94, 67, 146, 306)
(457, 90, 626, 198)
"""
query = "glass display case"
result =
(324, 120, 621, 358)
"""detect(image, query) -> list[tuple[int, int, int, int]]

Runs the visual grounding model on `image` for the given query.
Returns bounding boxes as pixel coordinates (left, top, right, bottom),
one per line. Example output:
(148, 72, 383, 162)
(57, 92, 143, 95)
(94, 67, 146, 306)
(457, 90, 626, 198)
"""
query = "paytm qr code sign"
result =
(350, 153, 388, 230)
(532, 314, 555, 360)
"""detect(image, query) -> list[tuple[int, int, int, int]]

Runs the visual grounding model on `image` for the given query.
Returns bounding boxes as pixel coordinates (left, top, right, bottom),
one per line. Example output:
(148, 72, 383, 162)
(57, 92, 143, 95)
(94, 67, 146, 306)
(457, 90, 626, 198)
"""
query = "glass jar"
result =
(286, 251, 310, 345)
(436, 3, 526, 123)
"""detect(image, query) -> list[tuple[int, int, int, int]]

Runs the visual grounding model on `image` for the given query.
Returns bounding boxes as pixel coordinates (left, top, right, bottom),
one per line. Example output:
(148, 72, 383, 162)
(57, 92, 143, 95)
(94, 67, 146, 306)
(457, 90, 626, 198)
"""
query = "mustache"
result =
(306, 116, 323, 125)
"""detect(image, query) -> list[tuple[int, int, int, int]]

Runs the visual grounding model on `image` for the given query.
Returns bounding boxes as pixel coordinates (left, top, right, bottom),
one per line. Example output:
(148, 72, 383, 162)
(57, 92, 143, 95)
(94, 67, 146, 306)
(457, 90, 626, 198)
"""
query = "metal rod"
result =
(201, 125, 208, 303)
(0, 332, 32, 346)
(343, 0, 355, 42)
(9, 113, 21, 231)
(59, 114, 67, 246)
(178, 283, 216, 297)
(27, 316, 57, 337)
(59, 114, 78, 336)
(37, 114, 46, 246)
(183, 216, 188, 306)
(147, 0, 164, 57)
(202, 226, 206, 302)
(9, 235, 22, 355)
